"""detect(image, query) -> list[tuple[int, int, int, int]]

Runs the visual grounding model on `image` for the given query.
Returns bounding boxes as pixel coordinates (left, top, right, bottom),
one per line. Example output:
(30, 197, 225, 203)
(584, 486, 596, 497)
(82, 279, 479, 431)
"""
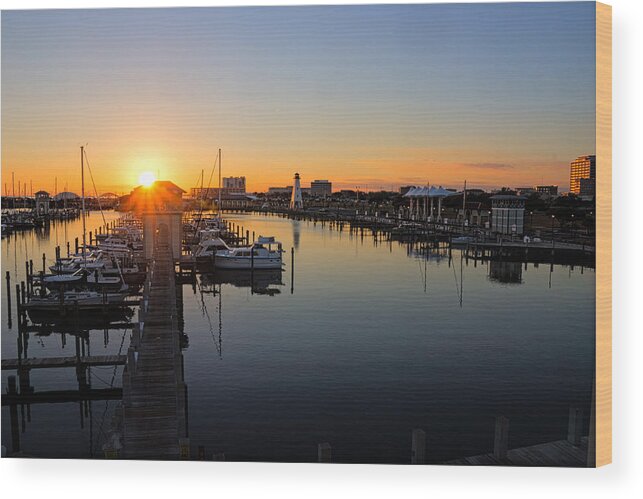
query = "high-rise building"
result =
(570, 155, 596, 194)
(579, 178, 596, 198)
(223, 176, 246, 193)
(310, 179, 332, 197)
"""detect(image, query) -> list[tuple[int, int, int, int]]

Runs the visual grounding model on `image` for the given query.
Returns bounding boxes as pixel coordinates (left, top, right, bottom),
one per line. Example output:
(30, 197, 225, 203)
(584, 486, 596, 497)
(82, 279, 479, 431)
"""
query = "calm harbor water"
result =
(1, 211, 595, 463)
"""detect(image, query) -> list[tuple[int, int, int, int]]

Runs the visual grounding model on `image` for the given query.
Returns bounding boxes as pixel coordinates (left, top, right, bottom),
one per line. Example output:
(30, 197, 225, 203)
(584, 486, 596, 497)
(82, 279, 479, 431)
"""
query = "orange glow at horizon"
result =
(1, 144, 577, 196)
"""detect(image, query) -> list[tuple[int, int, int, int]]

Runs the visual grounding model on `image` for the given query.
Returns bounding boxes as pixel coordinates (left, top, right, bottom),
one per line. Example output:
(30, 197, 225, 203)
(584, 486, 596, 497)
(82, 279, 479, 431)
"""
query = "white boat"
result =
(24, 289, 128, 311)
(40, 268, 124, 291)
(193, 236, 231, 262)
(50, 253, 105, 274)
(214, 236, 283, 270)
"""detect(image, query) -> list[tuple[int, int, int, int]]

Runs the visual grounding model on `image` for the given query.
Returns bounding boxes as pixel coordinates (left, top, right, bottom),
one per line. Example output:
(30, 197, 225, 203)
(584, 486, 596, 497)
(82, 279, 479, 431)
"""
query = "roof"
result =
(53, 191, 79, 200)
(403, 186, 459, 198)
(133, 180, 186, 194)
(34, 190, 50, 196)
(490, 194, 526, 200)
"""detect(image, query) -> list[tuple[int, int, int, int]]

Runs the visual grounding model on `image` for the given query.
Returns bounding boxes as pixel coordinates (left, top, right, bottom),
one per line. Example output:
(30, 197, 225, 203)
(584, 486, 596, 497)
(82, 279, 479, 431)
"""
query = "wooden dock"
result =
(120, 224, 188, 459)
(445, 437, 589, 467)
(1, 355, 126, 370)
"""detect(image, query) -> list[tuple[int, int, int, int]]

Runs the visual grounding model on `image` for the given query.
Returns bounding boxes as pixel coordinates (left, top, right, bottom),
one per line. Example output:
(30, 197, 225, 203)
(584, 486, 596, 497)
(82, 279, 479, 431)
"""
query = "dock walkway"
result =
(1, 355, 125, 370)
(446, 437, 588, 467)
(120, 225, 187, 459)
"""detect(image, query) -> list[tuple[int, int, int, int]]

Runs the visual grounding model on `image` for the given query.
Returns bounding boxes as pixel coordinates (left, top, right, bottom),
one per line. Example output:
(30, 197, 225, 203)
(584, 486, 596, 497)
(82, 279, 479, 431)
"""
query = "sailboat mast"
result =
(462, 180, 467, 230)
(218, 148, 222, 216)
(81, 146, 87, 264)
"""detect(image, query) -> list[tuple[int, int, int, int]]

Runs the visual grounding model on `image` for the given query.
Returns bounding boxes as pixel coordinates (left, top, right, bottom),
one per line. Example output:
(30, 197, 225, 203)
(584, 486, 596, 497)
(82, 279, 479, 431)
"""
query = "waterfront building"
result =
(490, 195, 526, 235)
(570, 155, 596, 195)
(516, 187, 536, 196)
(290, 173, 304, 210)
(34, 190, 50, 217)
(536, 185, 559, 197)
(267, 186, 292, 195)
(310, 179, 332, 198)
(456, 202, 491, 227)
(133, 180, 185, 259)
(223, 176, 246, 193)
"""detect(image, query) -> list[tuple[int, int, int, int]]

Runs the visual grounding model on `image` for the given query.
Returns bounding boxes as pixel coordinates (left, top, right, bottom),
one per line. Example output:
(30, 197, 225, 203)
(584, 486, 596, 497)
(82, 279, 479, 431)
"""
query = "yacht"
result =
(214, 236, 283, 270)
(193, 236, 231, 262)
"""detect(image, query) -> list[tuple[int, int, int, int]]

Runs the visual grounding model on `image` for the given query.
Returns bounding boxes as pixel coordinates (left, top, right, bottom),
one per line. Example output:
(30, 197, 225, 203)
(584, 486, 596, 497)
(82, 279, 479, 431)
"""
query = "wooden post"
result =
(20, 281, 26, 305)
(567, 406, 584, 446)
(179, 438, 190, 459)
(75, 237, 79, 254)
(290, 247, 295, 294)
(411, 428, 426, 464)
(8, 375, 20, 454)
(67, 241, 70, 257)
(42, 253, 46, 274)
(493, 415, 509, 461)
(318, 442, 331, 463)
(24, 261, 29, 294)
(15, 284, 21, 318)
(6, 272, 12, 326)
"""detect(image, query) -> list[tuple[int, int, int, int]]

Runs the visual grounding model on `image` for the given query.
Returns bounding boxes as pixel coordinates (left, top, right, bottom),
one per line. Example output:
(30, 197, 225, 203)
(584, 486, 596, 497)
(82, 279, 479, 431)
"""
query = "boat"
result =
(214, 236, 283, 270)
(50, 252, 106, 274)
(23, 289, 128, 319)
(39, 268, 125, 292)
(450, 235, 477, 247)
(192, 236, 231, 262)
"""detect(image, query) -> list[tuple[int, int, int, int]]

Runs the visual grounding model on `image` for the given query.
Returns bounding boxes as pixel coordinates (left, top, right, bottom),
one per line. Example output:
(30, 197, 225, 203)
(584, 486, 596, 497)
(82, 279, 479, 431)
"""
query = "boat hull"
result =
(214, 256, 282, 270)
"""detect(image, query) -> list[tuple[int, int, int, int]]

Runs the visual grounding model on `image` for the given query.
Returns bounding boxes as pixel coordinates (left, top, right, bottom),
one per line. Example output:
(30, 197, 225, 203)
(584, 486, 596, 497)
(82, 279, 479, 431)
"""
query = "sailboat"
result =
(30, 147, 129, 314)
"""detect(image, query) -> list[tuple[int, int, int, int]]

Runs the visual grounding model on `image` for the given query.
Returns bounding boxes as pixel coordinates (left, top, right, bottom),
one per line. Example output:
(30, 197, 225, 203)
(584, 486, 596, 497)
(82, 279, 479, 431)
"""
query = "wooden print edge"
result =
(594, 0, 612, 468)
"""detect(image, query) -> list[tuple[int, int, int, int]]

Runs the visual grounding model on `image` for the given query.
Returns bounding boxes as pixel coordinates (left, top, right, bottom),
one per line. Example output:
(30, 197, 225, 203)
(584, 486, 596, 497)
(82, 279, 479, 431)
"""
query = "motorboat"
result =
(39, 268, 125, 292)
(50, 252, 106, 274)
(193, 236, 231, 262)
(23, 289, 128, 313)
(214, 236, 283, 270)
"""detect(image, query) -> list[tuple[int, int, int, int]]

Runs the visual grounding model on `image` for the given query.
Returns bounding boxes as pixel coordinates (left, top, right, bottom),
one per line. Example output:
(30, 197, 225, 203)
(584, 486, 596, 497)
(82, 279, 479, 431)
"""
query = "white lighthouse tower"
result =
(290, 172, 304, 210)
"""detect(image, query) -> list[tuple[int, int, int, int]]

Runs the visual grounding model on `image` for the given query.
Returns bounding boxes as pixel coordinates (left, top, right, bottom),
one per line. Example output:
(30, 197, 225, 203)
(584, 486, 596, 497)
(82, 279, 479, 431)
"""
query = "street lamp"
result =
(551, 214, 556, 246)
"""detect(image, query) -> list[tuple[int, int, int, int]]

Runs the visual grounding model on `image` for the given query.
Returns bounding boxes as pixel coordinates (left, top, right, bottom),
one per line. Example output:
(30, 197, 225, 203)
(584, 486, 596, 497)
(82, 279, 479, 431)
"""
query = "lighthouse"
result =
(290, 172, 304, 210)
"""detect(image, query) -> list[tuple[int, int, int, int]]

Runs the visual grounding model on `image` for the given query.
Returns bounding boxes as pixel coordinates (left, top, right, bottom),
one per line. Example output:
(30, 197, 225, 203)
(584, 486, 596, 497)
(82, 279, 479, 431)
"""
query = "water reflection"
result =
(2, 212, 595, 463)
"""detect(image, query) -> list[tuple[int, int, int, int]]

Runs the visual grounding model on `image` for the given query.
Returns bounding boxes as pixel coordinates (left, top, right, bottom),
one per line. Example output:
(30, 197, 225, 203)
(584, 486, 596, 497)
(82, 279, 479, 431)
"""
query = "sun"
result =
(138, 171, 156, 187)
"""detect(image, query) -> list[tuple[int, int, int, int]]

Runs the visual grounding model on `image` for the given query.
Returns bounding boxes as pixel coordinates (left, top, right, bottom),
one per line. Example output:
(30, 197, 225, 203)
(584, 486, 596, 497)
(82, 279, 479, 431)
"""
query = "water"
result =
(1, 211, 595, 463)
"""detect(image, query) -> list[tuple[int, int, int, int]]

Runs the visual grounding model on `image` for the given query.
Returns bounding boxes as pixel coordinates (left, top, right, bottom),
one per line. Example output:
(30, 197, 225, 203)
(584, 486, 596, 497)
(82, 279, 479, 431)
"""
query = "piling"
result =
(6, 271, 12, 326)
(493, 415, 509, 461)
(15, 284, 21, 318)
(411, 428, 426, 464)
(290, 247, 295, 294)
(567, 407, 583, 446)
(42, 253, 46, 274)
(8, 375, 20, 453)
(75, 237, 79, 254)
(318, 442, 332, 463)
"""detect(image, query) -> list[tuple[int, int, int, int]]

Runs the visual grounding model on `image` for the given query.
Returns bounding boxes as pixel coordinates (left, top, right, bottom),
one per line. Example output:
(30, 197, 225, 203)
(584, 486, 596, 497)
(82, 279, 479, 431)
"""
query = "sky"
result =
(1, 2, 596, 195)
